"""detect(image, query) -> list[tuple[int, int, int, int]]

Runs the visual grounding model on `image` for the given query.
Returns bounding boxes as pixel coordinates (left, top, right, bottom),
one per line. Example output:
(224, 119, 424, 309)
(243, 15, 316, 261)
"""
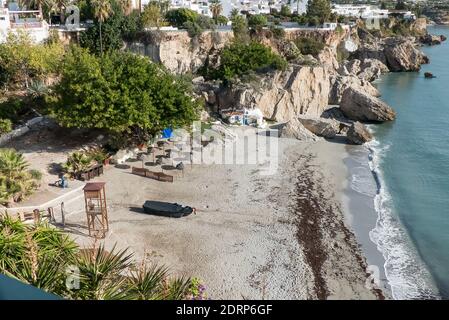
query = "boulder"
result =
(340, 87, 396, 122)
(353, 37, 429, 72)
(280, 118, 321, 141)
(424, 72, 436, 79)
(329, 74, 380, 105)
(358, 59, 389, 82)
(420, 34, 446, 46)
(340, 58, 388, 82)
(343, 59, 362, 75)
(317, 46, 340, 73)
(297, 115, 339, 138)
(384, 37, 429, 72)
(346, 122, 373, 145)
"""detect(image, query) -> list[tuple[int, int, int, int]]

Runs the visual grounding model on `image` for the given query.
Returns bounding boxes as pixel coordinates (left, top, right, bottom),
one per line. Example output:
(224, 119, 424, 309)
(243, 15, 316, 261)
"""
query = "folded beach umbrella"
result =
(162, 128, 173, 139)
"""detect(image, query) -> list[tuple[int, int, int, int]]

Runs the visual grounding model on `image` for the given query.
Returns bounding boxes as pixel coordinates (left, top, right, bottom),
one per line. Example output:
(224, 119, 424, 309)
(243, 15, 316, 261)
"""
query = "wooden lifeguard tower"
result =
(83, 182, 109, 239)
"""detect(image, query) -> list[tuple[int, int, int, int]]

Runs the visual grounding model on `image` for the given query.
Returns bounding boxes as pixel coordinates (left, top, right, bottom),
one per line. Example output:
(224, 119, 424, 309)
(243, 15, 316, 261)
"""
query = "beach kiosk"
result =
(83, 182, 109, 239)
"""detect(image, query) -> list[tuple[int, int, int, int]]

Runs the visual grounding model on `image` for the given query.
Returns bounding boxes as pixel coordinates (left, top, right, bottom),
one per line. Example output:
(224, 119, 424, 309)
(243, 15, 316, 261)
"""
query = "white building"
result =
(0, 1, 49, 43)
(332, 4, 415, 21)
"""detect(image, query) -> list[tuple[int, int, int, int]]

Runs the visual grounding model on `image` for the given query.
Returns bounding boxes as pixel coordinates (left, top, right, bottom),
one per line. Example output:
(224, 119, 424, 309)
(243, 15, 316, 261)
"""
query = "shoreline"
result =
(341, 143, 392, 297)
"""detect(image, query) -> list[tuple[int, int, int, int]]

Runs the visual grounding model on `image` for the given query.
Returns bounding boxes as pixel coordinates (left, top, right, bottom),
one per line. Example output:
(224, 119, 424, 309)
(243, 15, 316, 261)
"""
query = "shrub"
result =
(216, 15, 228, 26)
(214, 41, 287, 81)
(294, 37, 325, 56)
(0, 149, 41, 204)
(308, 16, 320, 26)
(0, 119, 12, 135)
(270, 26, 286, 39)
(63, 151, 94, 177)
(231, 15, 249, 42)
(184, 21, 204, 38)
(165, 8, 199, 28)
(248, 14, 268, 32)
(0, 97, 28, 122)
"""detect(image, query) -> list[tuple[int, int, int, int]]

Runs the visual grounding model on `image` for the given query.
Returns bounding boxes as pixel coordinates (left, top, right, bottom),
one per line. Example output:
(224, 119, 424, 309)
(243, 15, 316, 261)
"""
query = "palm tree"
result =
(118, 0, 132, 16)
(229, 8, 239, 19)
(53, 0, 67, 24)
(209, 0, 222, 23)
(24, 0, 48, 18)
(0, 149, 29, 181)
(0, 217, 198, 300)
(0, 149, 41, 204)
(92, 0, 112, 55)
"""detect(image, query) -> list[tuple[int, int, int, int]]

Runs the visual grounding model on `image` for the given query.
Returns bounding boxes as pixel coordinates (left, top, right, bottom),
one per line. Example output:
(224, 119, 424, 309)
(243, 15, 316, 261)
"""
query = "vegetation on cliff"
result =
(201, 41, 287, 83)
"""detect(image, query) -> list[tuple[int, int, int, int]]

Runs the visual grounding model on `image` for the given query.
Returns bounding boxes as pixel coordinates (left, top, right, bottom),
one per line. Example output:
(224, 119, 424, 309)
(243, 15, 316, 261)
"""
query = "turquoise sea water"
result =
(370, 26, 449, 299)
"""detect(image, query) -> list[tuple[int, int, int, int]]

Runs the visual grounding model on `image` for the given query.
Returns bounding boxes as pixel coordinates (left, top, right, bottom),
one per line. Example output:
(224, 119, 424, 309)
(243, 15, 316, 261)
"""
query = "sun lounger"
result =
(131, 167, 173, 183)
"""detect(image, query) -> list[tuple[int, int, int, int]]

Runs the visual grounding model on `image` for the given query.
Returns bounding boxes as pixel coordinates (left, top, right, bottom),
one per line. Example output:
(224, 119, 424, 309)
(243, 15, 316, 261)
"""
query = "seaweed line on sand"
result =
(292, 153, 384, 300)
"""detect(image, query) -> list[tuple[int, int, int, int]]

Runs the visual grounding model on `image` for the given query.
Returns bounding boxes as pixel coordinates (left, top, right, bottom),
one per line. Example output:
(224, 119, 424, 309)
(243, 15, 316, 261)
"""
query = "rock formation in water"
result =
(346, 122, 373, 144)
(420, 34, 447, 46)
(340, 87, 396, 122)
(354, 36, 429, 72)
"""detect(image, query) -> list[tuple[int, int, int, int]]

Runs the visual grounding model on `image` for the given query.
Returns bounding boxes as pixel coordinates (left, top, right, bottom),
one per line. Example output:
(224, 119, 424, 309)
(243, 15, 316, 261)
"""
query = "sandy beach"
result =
(30, 126, 379, 300)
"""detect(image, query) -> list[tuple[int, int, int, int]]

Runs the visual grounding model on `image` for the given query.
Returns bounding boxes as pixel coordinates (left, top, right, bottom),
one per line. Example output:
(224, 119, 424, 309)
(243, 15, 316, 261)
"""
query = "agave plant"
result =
(27, 80, 49, 99)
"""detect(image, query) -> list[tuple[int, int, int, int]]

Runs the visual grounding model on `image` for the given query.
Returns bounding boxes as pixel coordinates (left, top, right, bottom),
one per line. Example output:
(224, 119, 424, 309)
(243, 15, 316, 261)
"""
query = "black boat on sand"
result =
(142, 201, 195, 218)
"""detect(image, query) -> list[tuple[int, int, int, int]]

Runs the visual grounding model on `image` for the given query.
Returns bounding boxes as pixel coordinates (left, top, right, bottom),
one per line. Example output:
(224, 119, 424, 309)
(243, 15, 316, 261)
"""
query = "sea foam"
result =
(366, 137, 440, 299)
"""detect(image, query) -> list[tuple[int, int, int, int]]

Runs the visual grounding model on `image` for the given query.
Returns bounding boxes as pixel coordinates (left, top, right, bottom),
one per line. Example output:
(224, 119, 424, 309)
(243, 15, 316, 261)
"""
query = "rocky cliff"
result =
(126, 28, 349, 75)
(216, 65, 330, 122)
(126, 30, 234, 74)
(129, 27, 431, 144)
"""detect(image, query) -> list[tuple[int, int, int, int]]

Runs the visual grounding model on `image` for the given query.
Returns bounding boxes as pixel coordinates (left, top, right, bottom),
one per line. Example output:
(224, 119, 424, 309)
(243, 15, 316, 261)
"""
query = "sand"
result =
(45, 126, 382, 300)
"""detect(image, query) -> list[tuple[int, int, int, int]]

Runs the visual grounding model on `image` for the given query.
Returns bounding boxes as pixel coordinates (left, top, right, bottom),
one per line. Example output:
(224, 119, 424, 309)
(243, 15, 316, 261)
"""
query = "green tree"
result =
(229, 8, 239, 19)
(141, 2, 163, 28)
(215, 41, 287, 81)
(0, 31, 64, 89)
(248, 14, 268, 33)
(216, 15, 228, 26)
(165, 8, 198, 28)
(48, 47, 200, 142)
(79, 1, 141, 53)
(306, 0, 331, 22)
(280, 4, 291, 17)
(92, 0, 112, 54)
(231, 15, 249, 42)
(118, 0, 132, 15)
(395, 0, 408, 10)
